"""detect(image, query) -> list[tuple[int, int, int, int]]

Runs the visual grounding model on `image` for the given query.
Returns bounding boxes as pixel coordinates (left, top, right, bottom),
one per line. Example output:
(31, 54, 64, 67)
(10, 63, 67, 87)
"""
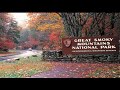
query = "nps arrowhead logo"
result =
(63, 39, 72, 48)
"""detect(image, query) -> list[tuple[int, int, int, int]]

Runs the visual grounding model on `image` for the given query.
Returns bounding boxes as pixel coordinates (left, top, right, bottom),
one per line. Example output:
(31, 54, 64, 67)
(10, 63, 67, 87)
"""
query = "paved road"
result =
(0, 50, 42, 61)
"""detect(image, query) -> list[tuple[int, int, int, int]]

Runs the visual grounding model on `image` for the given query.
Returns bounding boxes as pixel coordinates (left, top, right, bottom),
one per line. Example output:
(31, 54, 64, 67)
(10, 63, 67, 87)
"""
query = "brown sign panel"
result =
(62, 37, 119, 55)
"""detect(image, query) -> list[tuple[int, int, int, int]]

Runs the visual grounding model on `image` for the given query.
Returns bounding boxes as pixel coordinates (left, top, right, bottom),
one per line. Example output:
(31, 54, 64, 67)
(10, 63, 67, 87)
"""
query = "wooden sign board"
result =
(62, 37, 119, 55)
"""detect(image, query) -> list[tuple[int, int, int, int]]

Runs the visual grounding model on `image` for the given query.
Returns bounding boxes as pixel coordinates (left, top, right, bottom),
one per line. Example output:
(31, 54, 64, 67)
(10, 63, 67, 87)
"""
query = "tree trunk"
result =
(60, 13, 89, 37)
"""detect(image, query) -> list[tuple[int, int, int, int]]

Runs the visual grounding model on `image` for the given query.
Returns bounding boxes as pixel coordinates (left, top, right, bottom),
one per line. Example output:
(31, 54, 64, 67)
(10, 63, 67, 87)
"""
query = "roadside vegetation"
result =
(0, 56, 53, 78)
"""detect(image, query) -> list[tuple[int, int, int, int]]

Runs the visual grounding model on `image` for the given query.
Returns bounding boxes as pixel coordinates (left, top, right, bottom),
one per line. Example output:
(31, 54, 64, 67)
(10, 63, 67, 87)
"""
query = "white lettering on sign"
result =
(94, 38, 113, 41)
(100, 45, 116, 49)
(72, 46, 98, 49)
(74, 39, 91, 42)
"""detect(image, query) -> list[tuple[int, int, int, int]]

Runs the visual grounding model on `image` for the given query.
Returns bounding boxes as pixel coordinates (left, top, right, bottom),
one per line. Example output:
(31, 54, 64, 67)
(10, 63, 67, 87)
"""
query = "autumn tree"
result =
(85, 13, 119, 37)
(7, 20, 20, 44)
(28, 13, 64, 31)
(0, 13, 20, 51)
(27, 13, 65, 50)
(19, 29, 48, 49)
(59, 13, 91, 37)
(59, 13, 120, 37)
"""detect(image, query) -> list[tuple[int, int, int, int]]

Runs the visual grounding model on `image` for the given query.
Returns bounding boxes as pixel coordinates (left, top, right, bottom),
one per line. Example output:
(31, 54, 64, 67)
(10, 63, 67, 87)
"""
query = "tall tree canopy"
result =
(28, 13, 64, 31)
(27, 13, 65, 50)
(0, 13, 21, 51)
(59, 13, 120, 37)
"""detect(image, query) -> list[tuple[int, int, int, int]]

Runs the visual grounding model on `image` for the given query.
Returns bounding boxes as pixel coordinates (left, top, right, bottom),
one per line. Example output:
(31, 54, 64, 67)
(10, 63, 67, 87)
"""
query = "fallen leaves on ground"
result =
(32, 61, 120, 78)
(0, 57, 120, 78)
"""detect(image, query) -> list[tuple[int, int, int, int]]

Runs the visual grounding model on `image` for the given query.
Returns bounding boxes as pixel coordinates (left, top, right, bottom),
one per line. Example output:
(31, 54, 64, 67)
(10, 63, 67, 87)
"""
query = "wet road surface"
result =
(0, 50, 42, 61)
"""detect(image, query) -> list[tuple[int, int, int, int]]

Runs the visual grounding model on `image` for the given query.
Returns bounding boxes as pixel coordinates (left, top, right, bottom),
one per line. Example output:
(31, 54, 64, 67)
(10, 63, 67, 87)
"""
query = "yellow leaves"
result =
(37, 24, 51, 31)
(51, 24, 62, 29)
(37, 23, 64, 31)
(27, 13, 64, 32)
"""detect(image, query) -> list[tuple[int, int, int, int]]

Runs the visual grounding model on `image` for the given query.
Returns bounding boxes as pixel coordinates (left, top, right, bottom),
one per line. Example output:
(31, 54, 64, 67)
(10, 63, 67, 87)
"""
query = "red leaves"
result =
(0, 38, 15, 49)
(28, 36, 39, 46)
(4, 39, 15, 49)
(48, 31, 61, 50)
(20, 36, 39, 49)
(49, 32, 59, 42)
(42, 31, 62, 50)
(38, 62, 120, 78)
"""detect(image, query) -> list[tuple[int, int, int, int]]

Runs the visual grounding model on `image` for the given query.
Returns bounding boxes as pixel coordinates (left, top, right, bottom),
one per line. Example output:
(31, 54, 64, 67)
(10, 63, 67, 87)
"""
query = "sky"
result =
(10, 13, 29, 28)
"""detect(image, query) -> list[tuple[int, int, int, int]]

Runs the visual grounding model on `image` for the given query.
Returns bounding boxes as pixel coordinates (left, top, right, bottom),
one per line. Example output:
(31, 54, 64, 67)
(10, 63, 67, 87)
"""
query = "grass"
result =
(87, 65, 120, 78)
(0, 56, 53, 78)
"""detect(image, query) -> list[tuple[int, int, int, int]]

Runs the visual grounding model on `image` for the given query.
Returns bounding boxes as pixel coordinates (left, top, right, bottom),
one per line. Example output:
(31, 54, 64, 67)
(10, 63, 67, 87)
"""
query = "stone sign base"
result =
(42, 50, 120, 63)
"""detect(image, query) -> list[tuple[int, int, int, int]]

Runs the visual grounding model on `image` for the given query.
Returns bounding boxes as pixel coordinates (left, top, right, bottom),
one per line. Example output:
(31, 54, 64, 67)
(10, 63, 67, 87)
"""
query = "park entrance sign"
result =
(62, 37, 119, 55)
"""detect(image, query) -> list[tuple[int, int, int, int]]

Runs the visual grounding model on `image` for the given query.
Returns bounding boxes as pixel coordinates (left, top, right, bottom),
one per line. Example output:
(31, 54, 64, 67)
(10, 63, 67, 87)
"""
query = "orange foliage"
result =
(27, 13, 65, 50)
(27, 13, 64, 31)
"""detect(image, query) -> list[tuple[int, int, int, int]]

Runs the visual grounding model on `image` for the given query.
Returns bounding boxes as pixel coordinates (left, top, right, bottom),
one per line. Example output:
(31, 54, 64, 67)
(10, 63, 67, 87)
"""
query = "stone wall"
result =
(42, 43, 120, 63)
